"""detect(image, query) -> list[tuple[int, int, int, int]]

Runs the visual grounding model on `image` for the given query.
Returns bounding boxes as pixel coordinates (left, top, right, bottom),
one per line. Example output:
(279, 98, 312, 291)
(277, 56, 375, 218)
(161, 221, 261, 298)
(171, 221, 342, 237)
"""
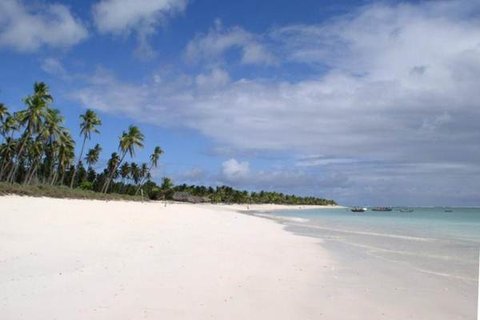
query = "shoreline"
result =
(4, 196, 472, 319)
(258, 204, 478, 320)
(0, 196, 334, 320)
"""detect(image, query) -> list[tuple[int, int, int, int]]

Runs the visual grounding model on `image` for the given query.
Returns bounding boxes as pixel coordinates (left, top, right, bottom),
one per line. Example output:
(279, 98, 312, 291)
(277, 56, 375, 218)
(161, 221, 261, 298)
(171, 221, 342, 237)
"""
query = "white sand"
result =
(0, 196, 333, 320)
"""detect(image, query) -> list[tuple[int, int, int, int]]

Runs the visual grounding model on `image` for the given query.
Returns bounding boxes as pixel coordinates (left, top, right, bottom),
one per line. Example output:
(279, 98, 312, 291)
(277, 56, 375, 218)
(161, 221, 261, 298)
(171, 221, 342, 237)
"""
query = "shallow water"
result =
(266, 207, 480, 319)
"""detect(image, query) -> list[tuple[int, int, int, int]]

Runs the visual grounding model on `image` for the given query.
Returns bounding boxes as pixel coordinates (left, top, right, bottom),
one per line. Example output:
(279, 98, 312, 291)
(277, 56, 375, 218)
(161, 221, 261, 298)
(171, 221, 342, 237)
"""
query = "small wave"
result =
(288, 223, 437, 242)
(255, 213, 310, 223)
(413, 267, 477, 282)
(335, 239, 471, 262)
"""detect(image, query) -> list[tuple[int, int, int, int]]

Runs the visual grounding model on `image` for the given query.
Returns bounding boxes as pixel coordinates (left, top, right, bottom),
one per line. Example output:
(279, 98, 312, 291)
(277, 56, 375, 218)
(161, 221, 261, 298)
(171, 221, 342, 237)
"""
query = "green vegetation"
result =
(0, 182, 142, 201)
(171, 184, 337, 205)
(0, 82, 336, 205)
(0, 82, 162, 197)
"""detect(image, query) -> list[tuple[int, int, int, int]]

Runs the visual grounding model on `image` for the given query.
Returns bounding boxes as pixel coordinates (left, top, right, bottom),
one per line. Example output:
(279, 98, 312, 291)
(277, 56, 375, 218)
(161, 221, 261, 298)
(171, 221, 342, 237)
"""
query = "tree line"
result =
(172, 184, 336, 205)
(0, 82, 161, 196)
(0, 82, 336, 205)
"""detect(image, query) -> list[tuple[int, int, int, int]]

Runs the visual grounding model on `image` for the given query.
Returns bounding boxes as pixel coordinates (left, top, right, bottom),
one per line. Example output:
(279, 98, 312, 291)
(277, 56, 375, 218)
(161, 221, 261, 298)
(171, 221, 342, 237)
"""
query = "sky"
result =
(0, 0, 479, 206)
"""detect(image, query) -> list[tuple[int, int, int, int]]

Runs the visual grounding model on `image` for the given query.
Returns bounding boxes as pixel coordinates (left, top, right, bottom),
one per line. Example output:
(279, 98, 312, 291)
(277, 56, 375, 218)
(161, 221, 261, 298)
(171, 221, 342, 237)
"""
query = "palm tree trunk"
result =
(135, 163, 154, 195)
(47, 164, 55, 184)
(59, 167, 66, 185)
(7, 140, 26, 183)
(24, 155, 40, 185)
(26, 162, 39, 185)
(102, 152, 126, 194)
(7, 129, 30, 183)
(50, 168, 58, 185)
(0, 160, 9, 181)
(23, 160, 36, 184)
(70, 135, 87, 188)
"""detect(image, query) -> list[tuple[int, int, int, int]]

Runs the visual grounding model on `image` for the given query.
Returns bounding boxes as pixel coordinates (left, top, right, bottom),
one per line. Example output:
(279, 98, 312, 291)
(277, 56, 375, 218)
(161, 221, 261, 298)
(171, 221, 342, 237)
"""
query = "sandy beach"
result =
(0, 196, 334, 320)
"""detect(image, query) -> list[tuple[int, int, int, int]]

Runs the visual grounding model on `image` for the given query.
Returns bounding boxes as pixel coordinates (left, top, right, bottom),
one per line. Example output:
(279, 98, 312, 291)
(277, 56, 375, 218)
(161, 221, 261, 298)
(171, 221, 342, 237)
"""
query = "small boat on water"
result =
(444, 208, 453, 212)
(371, 207, 393, 212)
(399, 208, 414, 213)
(351, 207, 367, 213)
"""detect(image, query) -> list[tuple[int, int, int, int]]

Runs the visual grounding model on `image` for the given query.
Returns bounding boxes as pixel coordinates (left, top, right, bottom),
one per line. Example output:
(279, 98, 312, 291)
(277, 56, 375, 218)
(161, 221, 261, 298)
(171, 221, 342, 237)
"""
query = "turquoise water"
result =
(264, 207, 480, 318)
(269, 207, 480, 282)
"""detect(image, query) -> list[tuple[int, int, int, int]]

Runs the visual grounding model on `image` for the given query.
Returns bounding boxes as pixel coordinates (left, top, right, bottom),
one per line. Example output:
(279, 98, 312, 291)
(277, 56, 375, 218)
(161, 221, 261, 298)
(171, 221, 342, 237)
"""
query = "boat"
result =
(351, 207, 367, 213)
(444, 208, 453, 213)
(399, 208, 414, 213)
(371, 207, 393, 212)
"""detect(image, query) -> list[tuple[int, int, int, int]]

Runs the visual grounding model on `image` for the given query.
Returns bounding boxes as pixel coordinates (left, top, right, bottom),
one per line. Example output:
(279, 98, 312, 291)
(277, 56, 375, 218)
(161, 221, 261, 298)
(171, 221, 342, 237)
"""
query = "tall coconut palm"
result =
(24, 108, 64, 184)
(52, 129, 75, 185)
(130, 162, 141, 185)
(85, 144, 102, 169)
(0, 137, 16, 180)
(1, 113, 19, 140)
(42, 109, 65, 183)
(102, 125, 144, 193)
(119, 162, 130, 192)
(120, 162, 130, 183)
(70, 109, 101, 188)
(24, 140, 43, 184)
(7, 82, 52, 183)
(103, 152, 120, 192)
(107, 152, 121, 174)
(135, 146, 163, 194)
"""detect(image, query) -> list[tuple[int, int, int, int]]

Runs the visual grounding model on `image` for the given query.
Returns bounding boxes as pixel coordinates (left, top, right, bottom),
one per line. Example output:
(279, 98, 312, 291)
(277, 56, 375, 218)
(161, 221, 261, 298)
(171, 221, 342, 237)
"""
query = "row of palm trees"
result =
(173, 184, 337, 205)
(0, 82, 163, 194)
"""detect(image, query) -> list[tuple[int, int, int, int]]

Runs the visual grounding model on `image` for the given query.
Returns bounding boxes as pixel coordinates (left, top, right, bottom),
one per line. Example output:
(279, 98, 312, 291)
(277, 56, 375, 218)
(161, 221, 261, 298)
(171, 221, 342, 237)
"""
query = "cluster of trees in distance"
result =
(0, 82, 336, 205)
(172, 184, 337, 205)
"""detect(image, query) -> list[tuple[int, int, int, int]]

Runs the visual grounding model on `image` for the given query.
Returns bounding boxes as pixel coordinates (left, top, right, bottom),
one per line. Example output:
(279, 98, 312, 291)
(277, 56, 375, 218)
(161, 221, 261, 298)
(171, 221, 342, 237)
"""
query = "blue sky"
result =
(1, 0, 480, 206)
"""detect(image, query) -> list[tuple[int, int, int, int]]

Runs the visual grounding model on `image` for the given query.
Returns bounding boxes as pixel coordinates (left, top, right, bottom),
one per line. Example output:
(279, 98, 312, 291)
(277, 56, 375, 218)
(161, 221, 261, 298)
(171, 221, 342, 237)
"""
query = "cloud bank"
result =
(72, 1, 480, 205)
(0, 0, 87, 52)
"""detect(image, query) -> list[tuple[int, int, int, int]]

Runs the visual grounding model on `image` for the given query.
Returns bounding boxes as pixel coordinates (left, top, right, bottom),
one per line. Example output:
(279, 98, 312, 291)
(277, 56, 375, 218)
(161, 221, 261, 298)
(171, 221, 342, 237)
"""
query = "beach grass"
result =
(0, 182, 144, 202)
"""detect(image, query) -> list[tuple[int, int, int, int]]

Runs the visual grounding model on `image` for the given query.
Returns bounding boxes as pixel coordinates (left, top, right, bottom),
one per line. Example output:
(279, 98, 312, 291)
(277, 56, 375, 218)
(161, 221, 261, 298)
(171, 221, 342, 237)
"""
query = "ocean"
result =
(262, 207, 480, 319)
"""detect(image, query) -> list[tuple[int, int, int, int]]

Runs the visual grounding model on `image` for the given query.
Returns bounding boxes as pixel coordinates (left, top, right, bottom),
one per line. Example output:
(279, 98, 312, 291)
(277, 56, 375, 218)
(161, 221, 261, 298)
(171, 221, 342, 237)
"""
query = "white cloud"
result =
(71, 1, 480, 204)
(195, 68, 230, 90)
(222, 159, 250, 180)
(93, 0, 187, 57)
(93, 0, 187, 34)
(185, 20, 276, 66)
(41, 57, 66, 77)
(0, 0, 87, 52)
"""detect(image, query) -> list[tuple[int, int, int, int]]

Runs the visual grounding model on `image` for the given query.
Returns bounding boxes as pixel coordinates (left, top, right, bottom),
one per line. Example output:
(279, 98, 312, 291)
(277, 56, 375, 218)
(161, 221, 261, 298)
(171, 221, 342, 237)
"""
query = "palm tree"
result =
(140, 163, 148, 181)
(102, 152, 120, 192)
(85, 144, 102, 169)
(1, 113, 19, 140)
(130, 162, 141, 185)
(102, 125, 144, 193)
(160, 177, 174, 200)
(0, 137, 16, 180)
(119, 162, 130, 192)
(51, 129, 74, 185)
(136, 146, 163, 194)
(24, 108, 64, 184)
(7, 82, 52, 183)
(70, 109, 101, 188)
(23, 140, 43, 184)
(0, 103, 7, 122)
(0, 104, 8, 142)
